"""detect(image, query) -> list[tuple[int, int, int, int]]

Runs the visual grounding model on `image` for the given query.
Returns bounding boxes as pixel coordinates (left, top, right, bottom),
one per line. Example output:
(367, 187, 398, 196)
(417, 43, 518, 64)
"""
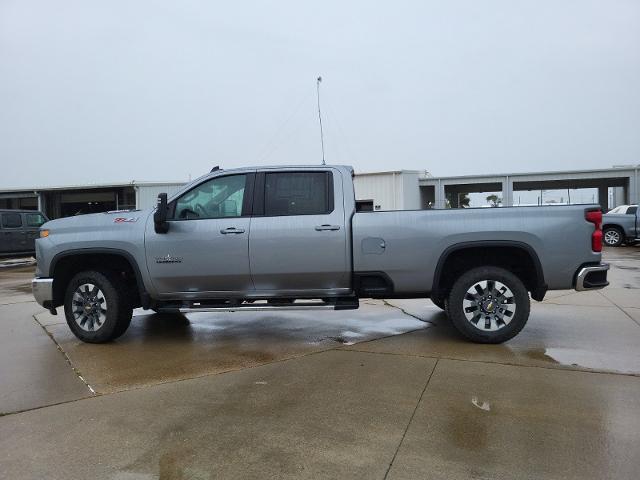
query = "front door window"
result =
(174, 175, 246, 220)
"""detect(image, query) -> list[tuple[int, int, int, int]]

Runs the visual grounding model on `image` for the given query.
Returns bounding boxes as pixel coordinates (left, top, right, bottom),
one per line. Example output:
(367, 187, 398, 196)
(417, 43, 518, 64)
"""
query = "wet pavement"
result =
(37, 303, 427, 394)
(0, 247, 639, 479)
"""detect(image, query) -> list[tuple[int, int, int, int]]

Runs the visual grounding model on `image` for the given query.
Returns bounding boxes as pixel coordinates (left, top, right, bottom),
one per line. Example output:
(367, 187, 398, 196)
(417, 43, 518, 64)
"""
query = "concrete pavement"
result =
(1, 246, 639, 479)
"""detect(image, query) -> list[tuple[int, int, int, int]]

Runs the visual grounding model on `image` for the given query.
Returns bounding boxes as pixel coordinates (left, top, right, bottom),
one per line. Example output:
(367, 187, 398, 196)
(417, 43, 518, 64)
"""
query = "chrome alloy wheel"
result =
(604, 229, 621, 246)
(462, 280, 516, 332)
(72, 283, 107, 332)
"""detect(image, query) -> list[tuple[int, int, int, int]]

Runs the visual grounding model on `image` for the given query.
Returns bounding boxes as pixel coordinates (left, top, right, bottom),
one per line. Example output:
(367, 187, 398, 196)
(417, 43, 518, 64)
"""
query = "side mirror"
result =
(154, 193, 170, 234)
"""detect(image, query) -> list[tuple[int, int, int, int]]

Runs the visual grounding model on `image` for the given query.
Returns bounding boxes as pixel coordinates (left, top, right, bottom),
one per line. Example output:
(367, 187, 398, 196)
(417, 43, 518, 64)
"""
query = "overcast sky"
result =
(1, 0, 639, 188)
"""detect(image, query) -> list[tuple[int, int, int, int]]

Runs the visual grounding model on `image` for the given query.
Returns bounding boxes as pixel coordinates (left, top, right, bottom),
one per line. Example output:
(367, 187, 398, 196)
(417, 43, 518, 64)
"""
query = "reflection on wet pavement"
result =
(0, 264, 37, 304)
(387, 358, 640, 480)
(39, 302, 430, 393)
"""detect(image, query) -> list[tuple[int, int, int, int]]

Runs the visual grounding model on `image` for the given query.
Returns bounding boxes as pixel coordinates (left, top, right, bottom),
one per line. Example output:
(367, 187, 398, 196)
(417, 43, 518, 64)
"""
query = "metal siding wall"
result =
(401, 172, 422, 210)
(353, 174, 398, 210)
(136, 184, 185, 210)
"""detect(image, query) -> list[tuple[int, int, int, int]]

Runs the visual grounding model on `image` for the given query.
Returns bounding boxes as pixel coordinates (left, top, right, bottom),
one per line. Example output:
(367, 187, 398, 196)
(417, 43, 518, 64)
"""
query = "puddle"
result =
(615, 265, 639, 271)
(0, 258, 35, 269)
(543, 347, 640, 374)
(9, 284, 33, 294)
(523, 348, 560, 364)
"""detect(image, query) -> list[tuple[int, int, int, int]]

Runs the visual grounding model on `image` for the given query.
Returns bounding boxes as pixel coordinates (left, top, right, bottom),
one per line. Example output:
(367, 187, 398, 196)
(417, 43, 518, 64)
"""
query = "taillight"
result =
(585, 209, 602, 252)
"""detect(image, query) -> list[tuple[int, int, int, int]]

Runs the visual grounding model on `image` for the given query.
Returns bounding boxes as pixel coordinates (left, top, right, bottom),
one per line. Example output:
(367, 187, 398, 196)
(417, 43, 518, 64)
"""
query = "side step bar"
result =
(156, 298, 360, 314)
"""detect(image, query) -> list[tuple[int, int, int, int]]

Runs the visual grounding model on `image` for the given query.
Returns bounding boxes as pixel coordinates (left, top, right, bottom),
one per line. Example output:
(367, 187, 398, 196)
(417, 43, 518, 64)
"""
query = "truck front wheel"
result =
(447, 266, 530, 344)
(64, 270, 133, 343)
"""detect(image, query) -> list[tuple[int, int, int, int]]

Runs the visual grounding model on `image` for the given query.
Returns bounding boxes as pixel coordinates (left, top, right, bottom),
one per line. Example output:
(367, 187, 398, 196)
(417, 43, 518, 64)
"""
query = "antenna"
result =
(316, 76, 325, 165)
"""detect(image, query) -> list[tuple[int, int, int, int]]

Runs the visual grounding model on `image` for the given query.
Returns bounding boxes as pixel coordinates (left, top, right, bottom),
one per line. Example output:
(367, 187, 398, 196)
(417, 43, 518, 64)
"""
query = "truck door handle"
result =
(220, 227, 245, 234)
(315, 224, 341, 231)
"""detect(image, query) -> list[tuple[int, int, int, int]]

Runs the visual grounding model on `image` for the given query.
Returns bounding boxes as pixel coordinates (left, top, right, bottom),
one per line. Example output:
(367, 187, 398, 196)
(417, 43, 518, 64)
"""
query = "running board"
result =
(156, 298, 359, 313)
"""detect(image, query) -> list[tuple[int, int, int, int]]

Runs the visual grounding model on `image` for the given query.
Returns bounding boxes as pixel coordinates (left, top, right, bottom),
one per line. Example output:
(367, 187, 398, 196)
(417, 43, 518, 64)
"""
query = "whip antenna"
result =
(316, 76, 325, 165)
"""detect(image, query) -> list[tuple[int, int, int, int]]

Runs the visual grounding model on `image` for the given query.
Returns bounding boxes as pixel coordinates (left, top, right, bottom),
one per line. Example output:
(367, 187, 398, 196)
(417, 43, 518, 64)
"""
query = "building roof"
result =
(0, 181, 187, 194)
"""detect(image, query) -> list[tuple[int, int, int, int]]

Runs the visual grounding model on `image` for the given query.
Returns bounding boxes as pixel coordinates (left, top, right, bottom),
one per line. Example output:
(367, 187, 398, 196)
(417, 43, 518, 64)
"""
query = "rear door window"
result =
(264, 172, 333, 216)
(2, 213, 23, 228)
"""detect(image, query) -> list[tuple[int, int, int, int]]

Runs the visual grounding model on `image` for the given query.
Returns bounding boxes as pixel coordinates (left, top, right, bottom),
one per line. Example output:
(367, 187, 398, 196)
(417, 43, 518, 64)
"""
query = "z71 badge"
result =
(113, 217, 139, 223)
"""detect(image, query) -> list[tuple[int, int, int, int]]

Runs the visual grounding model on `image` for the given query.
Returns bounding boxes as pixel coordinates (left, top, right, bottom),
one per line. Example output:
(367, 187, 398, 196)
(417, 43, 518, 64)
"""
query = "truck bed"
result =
(352, 205, 601, 293)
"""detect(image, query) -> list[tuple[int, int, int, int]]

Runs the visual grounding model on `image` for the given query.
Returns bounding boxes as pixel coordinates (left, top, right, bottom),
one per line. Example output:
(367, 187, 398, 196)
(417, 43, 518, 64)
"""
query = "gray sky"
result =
(1, 0, 639, 188)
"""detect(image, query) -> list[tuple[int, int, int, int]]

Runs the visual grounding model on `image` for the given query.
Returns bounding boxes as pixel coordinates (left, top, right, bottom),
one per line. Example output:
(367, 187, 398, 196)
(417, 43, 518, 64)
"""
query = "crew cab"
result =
(1, 209, 48, 257)
(602, 205, 639, 247)
(32, 165, 609, 344)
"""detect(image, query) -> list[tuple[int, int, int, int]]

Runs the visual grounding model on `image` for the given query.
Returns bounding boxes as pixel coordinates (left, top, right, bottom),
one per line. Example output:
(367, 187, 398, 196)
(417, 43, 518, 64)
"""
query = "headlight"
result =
(40, 230, 50, 238)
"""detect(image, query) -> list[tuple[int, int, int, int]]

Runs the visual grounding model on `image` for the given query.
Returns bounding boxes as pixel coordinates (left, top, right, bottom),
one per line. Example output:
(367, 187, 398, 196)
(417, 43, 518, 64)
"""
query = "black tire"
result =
(447, 266, 530, 344)
(64, 270, 133, 343)
(603, 227, 624, 247)
(430, 295, 446, 310)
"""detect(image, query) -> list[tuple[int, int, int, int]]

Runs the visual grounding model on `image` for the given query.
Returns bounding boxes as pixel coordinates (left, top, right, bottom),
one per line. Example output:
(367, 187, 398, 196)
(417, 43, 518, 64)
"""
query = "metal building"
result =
(0, 164, 637, 219)
(355, 165, 639, 211)
(420, 165, 639, 211)
(0, 182, 186, 219)
(353, 170, 432, 211)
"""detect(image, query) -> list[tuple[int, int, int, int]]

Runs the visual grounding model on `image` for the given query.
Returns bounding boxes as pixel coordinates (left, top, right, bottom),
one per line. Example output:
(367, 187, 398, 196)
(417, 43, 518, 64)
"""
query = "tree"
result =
(459, 193, 471, 208)
(486, 194, 502, 207)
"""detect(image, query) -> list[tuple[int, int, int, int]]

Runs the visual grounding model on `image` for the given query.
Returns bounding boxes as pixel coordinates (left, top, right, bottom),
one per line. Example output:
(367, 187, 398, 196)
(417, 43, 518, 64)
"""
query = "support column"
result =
(36, 192, 44, 214)
(434, 180, 446, 209)
(630, 169, 639, 206)
(597, 185, 608, 211)
(501, 176, 513, 207)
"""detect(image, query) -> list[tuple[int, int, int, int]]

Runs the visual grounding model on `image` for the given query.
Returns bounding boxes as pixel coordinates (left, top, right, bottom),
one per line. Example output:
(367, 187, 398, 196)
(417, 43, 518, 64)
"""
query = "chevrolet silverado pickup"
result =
(602, 205, 639, 247)
(32, 165, 609, 344)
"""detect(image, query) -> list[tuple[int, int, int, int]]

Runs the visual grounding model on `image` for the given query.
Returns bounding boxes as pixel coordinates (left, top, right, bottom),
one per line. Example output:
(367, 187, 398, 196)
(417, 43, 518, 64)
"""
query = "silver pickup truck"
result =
(32, 165, 609, 344)
(602, 205, 639, 247)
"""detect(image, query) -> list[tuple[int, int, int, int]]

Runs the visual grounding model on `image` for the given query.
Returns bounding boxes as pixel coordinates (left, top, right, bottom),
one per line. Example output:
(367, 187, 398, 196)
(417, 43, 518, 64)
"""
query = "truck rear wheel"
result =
(64, 270, 133, 343)
(447, 266, 530, 344)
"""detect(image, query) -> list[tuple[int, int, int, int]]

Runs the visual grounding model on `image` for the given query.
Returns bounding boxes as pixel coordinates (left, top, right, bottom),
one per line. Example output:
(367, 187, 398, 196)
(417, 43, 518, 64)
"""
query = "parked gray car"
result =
(0, 209, 48, 257)
(602, 205, 639, 247)
(32, 165, 609, 344)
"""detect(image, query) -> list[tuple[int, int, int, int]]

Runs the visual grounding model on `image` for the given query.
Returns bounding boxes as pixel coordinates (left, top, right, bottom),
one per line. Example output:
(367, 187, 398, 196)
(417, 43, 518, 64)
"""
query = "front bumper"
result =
(32, 277, 54, 309)
(575, 263, 609, 291)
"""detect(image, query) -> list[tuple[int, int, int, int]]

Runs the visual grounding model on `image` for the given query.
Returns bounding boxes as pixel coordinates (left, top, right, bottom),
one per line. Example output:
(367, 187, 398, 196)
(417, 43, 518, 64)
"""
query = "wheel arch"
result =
(602, 223, 624, 231)
(432, 241, 547, 301)
(50, 248, 149, 309)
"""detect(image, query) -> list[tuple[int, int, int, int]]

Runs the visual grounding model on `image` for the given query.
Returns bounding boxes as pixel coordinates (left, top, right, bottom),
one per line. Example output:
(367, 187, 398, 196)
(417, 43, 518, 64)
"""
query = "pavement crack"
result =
(596, 291, 640, 328)
(382, 300, 435, 324)
(31, 314, 98, 396)
(383, 358, 438, 479)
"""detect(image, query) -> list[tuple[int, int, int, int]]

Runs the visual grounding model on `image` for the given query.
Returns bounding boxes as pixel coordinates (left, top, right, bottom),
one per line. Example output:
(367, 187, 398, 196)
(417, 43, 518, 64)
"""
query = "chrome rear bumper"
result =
(32, 277, 54, 308)
(575, 264, 609, 291)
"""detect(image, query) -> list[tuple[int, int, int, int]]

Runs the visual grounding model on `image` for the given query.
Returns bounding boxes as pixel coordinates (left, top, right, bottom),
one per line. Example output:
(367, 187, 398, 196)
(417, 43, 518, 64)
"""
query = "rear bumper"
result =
(575, 263, 609, 291)
(32, 277, 54, 309)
